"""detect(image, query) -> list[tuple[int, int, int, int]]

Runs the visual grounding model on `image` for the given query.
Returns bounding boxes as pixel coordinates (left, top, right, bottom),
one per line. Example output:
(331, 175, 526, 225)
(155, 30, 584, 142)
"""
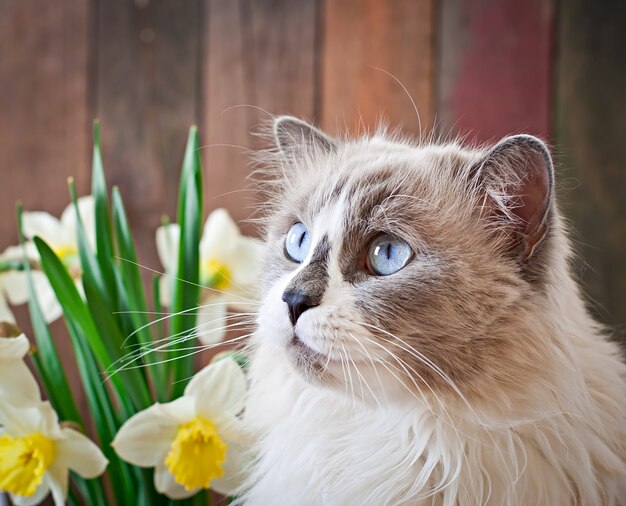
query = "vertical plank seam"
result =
(196, 0, 204, 133)
(548, 0, 560, 144)
(431, 0, 444, 139)
(88, 0, 100, 175)
(313, 0, 324, 124)
(238, 0, 257, 129)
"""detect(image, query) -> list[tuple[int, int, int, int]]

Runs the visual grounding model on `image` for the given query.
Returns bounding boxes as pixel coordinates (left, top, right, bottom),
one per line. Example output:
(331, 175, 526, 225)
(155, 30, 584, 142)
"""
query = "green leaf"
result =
(91, 121, 118, 309)
(65, 318, 133, 505)
(71, 182, 153, 411)
(33, 236, 150, 411)
(15, 204, 83, 426)
(111, 188, 162, 367)
(170, 127, 203, 397)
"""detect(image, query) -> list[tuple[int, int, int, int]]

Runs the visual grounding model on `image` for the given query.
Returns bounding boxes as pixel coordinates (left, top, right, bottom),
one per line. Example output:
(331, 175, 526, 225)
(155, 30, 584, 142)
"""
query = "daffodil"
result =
(0, 401, 107, 506)
(0, 327, 40, 407)
(1, 196, 95, 323)
(112, 357, 251, 499)
(0, 275, 15, 325)
(156, 208, 263, 344)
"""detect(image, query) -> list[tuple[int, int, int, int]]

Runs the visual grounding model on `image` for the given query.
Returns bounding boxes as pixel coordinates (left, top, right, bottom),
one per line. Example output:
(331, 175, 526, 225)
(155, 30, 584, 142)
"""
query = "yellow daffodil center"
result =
(201, 259, 231, 291)
(53, 245, 81, 278)
(0, 433, 55, 497)
(165, 417, 227, 491)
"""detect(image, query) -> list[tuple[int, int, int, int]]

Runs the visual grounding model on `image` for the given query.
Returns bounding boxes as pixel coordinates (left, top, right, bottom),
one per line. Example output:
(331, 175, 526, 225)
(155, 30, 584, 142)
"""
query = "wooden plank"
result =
(321, 0, 434, 137)
(95, 0, 202, 270)
(554, 0, 626, 335)
(0, 0, 91, 247)
(203, 0, 318, 230)
(0, 0, 92, 423)
(437, 0, 554, 142)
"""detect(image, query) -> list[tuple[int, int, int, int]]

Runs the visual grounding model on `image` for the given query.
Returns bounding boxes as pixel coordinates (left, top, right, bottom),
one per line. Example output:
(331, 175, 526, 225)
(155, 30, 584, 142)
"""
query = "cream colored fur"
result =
(240, 124, 626, 505)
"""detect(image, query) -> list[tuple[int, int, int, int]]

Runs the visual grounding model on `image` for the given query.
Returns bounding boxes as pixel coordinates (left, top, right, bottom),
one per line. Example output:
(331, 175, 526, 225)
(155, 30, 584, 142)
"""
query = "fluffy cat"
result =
(239, 117, 626, 505)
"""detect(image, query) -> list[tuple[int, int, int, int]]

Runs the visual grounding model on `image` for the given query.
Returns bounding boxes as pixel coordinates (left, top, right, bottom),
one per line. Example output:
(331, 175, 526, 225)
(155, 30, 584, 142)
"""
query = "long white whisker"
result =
(115, 256, 261, 302)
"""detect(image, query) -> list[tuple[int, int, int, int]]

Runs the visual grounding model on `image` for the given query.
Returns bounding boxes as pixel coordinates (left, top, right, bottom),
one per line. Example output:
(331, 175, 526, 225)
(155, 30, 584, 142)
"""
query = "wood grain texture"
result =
(203, 0, 318, 230)
(554, 0, 626, 335)
(0, 0, 91, 248)
(95, 0, 203, 271)
(437, 0, 554, 143)
(0, 0, 92, 429)
(321, 0, 434, 137)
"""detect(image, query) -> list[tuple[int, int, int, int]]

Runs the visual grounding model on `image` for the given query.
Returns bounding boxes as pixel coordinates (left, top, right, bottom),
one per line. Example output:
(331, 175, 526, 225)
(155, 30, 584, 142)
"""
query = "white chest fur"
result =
(241, 342, 626, 506)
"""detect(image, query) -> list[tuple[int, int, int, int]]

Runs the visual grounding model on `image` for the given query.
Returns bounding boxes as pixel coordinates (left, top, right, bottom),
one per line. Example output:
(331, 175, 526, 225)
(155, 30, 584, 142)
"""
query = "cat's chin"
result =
(284, 334, 335, 384)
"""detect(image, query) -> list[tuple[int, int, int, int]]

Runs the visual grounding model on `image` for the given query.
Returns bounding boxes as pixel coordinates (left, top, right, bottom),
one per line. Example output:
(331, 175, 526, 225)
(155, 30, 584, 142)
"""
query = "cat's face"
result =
(255, 117, 555, 406)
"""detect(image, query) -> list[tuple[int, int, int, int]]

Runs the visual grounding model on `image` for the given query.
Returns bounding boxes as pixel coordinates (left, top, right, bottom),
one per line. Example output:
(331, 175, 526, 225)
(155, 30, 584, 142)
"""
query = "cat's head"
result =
(255, 116, 558, 406)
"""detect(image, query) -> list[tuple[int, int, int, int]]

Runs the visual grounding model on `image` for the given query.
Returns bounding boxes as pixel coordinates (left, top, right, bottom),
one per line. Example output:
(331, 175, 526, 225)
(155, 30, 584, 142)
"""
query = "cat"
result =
(239, 117, 626, 505)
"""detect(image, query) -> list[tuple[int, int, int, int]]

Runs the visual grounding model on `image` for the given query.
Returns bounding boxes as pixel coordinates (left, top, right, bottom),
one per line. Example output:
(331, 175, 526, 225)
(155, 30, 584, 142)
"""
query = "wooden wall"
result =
(1, 0, 625, 384)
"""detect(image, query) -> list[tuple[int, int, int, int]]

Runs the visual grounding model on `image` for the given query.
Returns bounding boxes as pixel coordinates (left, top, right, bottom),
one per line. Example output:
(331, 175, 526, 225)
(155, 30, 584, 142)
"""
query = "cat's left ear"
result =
(473, 135, 554, 261)
(273, 116, 337, 155)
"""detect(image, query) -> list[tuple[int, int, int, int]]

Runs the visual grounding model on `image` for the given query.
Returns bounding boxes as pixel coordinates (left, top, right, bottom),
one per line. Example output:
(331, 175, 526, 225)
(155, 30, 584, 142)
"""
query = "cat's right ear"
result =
(273, 116, 337, 156)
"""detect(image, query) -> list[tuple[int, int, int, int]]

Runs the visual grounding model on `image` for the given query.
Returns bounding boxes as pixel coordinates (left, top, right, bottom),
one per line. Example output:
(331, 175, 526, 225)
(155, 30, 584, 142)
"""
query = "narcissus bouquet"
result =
(0, 124, 262, 505)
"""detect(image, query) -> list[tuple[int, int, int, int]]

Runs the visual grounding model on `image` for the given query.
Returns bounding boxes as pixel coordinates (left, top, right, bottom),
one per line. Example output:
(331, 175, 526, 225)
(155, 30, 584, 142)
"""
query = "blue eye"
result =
(367, 234, 413, 276)
(285, 222, 311, 263)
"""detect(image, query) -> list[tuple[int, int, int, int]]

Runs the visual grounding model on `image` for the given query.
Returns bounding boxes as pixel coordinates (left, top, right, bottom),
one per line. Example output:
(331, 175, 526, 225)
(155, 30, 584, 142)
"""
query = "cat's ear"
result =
(473, 135, 554, 261)
(273, 116, 337, 155)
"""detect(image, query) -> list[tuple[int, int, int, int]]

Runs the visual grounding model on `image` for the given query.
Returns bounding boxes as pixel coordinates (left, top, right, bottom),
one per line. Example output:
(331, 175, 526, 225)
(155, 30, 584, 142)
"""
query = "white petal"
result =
(195, 301, 228, 345)
(153, 461, 196, 500)
(0, 362, 41, 406)
(56, 428, 108, 478)
(227, 236, 264, 288)
(211, 430, 253, 496)
(200, 209, 240, 261)
(158, 275, 172, 308)
(22, 212, 70, 247)
(0, 403, 42, 436)
(1, 243, 37, 262)
(186, 357, 247, 418)
(155, 224, 180, 273)
(30, 273, 63, 324)
(0, 333, 29, 358)
(61, 196, 96, 249)
(0, 402, 61, 440)
(46, 462, 68, 506)
(10, 478, 51, 506)
(112, 398, 193, 467)
(0, 337, 42, 405)
(2, 271, 30, 306)
(0, 291, 15, 323)
(3, 270, 62, 323)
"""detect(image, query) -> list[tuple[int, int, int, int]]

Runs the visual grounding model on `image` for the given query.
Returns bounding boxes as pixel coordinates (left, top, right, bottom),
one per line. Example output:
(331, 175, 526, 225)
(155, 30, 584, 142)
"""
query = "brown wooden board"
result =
(95, 0, 203, 272)
(321, 0, 434, 137)
(437, 0, 554, 143)
(0, 0, 92, 429)
(554, 0, 626, 337)
(203, 0, 318, 230)
(0, 0, 91, 246)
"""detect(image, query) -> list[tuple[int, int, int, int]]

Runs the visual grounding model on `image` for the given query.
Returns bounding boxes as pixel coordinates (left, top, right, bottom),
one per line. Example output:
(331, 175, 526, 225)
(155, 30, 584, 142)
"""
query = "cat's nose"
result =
(281, 290, 319, 325)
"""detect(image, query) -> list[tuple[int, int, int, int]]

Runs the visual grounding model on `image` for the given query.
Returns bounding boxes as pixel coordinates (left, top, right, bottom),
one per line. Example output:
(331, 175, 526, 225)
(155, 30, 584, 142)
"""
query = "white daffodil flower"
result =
(1, 196, 95, 323)
(156, 208, 263, 344)
(0, 329, 40, 407)
(112, 358, 251, 499)
(0, 401, 107, 506)
(0, 275, 15, 325)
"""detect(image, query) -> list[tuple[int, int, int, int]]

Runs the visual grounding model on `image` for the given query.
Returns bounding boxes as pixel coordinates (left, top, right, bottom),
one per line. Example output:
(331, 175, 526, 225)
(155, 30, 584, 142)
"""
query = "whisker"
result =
(109, 315, 256, 373)
(122, 300, 258, 345)
(107, 332, 254, 379)
(115, 256, 261, 302)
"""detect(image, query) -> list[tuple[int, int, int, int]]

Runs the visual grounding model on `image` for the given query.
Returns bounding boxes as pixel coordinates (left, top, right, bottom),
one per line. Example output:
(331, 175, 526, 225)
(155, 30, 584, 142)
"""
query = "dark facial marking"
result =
(282, 235, 331, 310)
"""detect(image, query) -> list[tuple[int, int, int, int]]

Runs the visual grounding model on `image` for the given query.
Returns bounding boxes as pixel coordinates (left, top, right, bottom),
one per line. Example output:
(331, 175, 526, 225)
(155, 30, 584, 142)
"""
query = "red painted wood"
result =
(438, 0, 555, 142)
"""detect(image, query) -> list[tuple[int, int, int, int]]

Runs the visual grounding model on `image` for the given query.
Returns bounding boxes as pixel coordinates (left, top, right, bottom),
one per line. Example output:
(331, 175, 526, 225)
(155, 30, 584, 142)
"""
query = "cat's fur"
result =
(239, 117, 626, 505)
